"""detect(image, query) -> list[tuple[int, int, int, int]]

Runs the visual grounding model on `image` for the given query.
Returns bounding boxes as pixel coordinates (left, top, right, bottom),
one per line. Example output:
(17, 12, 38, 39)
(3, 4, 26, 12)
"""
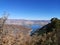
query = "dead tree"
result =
(0, 13, 9, 45)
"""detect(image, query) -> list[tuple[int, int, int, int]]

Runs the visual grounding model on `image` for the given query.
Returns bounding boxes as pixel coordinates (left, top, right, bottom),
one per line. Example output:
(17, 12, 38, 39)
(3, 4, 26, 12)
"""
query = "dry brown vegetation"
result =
(30, 30, 57, 45)
(0, 15, 31, 45)
(0, 15, 59, 45)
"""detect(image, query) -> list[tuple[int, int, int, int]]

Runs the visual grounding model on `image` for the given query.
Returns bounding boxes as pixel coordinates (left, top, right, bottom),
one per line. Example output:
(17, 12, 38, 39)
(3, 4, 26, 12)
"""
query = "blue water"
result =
(23, 24, 42, 34)
(29, 24, 42, 35)
(31, 24, 42, 31)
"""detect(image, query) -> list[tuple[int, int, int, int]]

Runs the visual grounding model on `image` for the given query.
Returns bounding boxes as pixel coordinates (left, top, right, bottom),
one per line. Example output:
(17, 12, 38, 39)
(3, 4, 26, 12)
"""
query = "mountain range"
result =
(5, 19, 50, 26)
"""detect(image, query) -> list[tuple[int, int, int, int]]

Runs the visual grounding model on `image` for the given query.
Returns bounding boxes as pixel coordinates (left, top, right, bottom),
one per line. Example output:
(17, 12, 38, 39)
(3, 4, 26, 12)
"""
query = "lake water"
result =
(23, 24, 42, 35)
(29, 24, 42, 35)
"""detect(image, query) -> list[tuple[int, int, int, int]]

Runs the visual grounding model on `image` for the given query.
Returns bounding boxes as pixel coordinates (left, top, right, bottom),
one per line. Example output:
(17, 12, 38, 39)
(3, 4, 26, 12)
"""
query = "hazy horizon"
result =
(7, 18, 50, 20)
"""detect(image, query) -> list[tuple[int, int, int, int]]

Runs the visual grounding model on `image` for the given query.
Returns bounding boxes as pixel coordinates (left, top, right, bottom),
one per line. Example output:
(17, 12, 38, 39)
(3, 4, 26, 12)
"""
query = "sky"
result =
(0, 0, 60, 20)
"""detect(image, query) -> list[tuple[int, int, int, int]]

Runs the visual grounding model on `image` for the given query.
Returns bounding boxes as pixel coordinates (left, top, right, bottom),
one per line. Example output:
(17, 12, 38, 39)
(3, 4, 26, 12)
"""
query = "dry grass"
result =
(0, 15, 58, 45)
(2, 29, 57, 45)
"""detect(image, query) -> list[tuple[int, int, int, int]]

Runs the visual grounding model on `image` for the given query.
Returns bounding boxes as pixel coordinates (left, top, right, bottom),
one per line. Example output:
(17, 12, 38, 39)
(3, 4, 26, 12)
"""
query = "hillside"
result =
(30, 18, 60, 45)
(1, 15, 60, 45)
(3, 24, 31, 35)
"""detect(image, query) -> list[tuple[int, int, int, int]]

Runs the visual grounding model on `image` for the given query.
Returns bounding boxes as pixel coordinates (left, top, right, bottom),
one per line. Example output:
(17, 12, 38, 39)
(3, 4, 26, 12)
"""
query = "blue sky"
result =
(0, 0, 60, 20)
